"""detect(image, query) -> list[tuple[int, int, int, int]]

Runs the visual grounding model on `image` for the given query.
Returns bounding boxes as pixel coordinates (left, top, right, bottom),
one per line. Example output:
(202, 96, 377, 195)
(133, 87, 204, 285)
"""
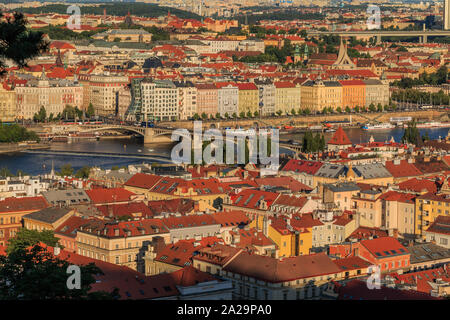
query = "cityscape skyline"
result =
(0, 1, 449, 306)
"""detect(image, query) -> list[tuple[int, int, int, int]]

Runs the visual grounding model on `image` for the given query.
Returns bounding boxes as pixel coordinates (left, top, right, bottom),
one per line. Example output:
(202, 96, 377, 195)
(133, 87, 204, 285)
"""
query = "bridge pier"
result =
(143, 127, 155, 144)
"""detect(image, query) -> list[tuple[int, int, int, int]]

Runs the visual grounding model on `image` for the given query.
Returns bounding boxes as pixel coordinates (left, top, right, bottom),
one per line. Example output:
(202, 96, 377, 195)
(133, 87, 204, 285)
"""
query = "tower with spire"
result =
(55, 49, 63, 67)
(332, 37, 356, 70)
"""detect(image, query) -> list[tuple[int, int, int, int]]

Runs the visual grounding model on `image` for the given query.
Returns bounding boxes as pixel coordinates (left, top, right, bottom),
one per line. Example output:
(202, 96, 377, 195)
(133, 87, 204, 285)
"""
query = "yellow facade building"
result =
(415, 193, 450, 240)
(0, 84, 16, 122)
(300, 79, 342, 112)
(236, 83, 259, 115)
(274, 81, 301, 114)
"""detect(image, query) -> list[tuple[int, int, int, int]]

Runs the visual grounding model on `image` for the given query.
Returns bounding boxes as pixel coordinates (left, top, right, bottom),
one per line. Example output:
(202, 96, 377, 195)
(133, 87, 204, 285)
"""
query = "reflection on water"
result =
(282, 127, 450, 144)
(0, 138, 175, 176)
(0, 127, 448, 176)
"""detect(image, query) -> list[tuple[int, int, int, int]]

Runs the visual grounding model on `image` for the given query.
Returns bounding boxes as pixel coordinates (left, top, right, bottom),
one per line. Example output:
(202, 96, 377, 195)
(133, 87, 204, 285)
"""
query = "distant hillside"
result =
(12, 3, 201, 20)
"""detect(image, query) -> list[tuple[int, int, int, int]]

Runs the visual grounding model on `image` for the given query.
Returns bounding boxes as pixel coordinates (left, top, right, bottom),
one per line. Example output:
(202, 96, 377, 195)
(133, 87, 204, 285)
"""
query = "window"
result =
(440, 238, 448, 245)
(115, 256, 120, 264)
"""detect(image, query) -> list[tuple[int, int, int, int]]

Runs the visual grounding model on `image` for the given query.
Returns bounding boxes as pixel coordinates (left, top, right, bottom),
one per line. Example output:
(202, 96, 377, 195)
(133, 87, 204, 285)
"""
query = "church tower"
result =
(332, 37, 356, 70)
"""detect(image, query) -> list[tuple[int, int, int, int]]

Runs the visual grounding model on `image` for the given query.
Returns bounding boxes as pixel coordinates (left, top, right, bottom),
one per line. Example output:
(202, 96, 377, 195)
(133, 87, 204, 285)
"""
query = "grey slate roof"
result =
(353, 163, 392, 179)
(324, 182, 360, 192)
(24, 207, 72, 224)
(408, 243, 450, 264)
(42, 189, 90, 206)
(315, 163, 345, 178)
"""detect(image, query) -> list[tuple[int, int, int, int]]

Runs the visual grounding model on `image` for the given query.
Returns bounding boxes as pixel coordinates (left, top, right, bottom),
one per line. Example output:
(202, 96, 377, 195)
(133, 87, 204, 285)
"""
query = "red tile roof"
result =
(281, 159, 323, 174)
(212, 210, 250, 227)
(161, 214, 218, 230)
(0, 196, 49, 213)
(86, 188, 136, 205)
(378, 191, 416, 204)
(347, 226, 388, 241)
(360, 237, 409, 259)
(397, 178, 438, 194)
(335, 279, 439, 300)
(328, 126, 351, 146)
(223, 251, 342, 283)
(255, 176, 312, 192)
(274, 81, 296, 88)
(386, 265, 450, 294)
(97, 202, 154, 218)
(384, 160, 422, 178)
(426, 215, 450, 236)
(230, 189, 279, 210)
(124, 173, 162, 190)
(333, 256, 372, 271)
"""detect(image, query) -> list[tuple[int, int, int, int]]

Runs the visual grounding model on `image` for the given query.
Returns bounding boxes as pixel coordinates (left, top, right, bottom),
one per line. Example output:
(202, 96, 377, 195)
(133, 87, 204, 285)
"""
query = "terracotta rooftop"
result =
(328, 126, 351, 146)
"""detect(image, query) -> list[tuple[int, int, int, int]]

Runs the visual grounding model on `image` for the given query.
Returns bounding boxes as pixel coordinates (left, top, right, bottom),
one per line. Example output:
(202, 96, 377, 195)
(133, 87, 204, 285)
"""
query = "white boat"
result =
(361, 123, 395, 130)
(148, 149, 154, 152)
(137, 149, 142, 153)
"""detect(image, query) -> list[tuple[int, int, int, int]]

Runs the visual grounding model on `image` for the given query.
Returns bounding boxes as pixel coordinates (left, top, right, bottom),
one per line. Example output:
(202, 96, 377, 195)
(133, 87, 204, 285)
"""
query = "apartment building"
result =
(174, 80, 197, 120)
(15, 73, 83, 120)
(216, 83, 238, 116)
(75, 218, 170, 272)
(340, 80, 366, 110)
(140, 79, 179, 121)
(254, 79, 276, 116)
(301, 79, 342, 112)
(415, 193, 450, 240)
(88, 74, 128, 117)
(0, 83, 16, 122)
(274, 81, 301, 114)
(364, 79, 389, 108)
(195, 83, 218, 116)
(236, 82, 258, 115)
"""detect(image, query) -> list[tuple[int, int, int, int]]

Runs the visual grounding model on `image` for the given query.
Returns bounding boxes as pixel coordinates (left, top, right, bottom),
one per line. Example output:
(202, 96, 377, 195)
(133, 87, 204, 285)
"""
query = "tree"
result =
(87, 103, 95, 118)
(345, 106, 351, 113)
(201, 112, 207, 120)
(224, 112, 229, 119)
(0, 244, 118, 299)
(232, 113, 237, 119)
(0, 12, 49, 75)
(58, 164, 74, 177)
(291, 108, 296, 115)
(212, 197, 223, 211)
(253, 111, 259, 117)
(354, 106, 360, 113)
(75, 166, 91, 179)
(215, 112, 221, 119)
(276, 110, 282, 116)
(239, 111, 246, 118)
(193, 113, 200, 120)
(0, 167, 13, 177)
(0, 124, 39, 143)
(246, 111, 253, 118)
(369, 103, 376, 112)
(6, 229, 59, 255)
(322, 107, 328, 114)
(401, 120, 421, 145)
(33, 106, 47, 123)
(336, 107, 342, 113)
(377, 103, 383, 112)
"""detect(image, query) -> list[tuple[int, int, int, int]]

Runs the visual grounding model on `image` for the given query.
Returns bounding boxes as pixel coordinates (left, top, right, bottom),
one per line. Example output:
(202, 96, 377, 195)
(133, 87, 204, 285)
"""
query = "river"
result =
(0, 127, 448, 176)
